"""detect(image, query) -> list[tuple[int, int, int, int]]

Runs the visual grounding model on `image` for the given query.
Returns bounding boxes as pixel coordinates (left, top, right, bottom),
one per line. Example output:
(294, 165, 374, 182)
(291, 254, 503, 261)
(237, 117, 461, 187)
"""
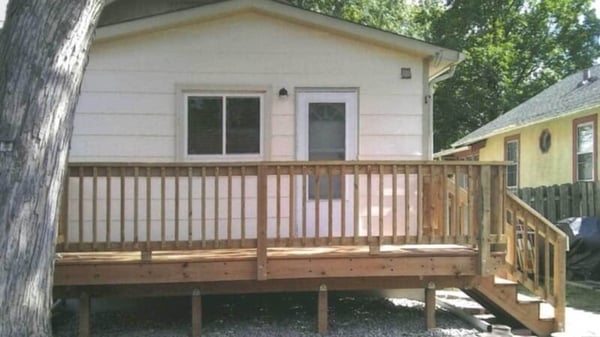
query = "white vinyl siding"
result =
(71, 12, 424, 162)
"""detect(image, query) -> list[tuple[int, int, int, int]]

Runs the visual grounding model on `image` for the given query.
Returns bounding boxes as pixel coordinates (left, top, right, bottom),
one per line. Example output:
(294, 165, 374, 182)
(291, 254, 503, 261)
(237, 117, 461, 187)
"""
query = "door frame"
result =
(295, 89, 358, 161)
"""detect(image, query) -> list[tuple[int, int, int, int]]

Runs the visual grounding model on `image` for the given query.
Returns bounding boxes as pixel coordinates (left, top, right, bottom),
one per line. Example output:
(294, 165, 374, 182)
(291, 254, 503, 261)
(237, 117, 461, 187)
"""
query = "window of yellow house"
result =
(573, 115, 597, 182)
(505, 135, 520, 190)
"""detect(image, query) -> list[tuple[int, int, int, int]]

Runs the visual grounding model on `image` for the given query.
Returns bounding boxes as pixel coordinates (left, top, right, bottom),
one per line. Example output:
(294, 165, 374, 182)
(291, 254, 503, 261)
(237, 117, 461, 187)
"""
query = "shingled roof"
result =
(453, 64, 600, 147)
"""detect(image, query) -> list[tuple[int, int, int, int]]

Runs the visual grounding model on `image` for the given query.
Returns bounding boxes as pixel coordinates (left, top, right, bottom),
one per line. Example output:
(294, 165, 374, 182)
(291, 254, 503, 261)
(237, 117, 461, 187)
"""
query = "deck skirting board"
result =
(54, 254, 477, 286)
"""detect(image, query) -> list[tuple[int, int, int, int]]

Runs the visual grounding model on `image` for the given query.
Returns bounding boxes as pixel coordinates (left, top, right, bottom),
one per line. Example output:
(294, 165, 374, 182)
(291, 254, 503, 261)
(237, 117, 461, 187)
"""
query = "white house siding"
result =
(67, 11, 425, 244)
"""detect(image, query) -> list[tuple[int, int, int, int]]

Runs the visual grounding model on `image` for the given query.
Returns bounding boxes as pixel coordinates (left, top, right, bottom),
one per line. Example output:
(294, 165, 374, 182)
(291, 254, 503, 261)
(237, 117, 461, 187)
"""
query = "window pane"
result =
(226, 97, 260, 154)
(188, 97, 222, 155)
(308, 103, 345, 199)
(506, 165, 517, 187)
(578, 124, 594, 154)
(506, 141, 518, 162)
(578, 153, 593, 181)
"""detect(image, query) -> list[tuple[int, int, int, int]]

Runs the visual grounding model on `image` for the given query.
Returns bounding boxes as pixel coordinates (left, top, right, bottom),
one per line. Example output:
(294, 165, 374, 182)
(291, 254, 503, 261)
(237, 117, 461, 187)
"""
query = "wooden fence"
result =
(517, 181, 600, 223)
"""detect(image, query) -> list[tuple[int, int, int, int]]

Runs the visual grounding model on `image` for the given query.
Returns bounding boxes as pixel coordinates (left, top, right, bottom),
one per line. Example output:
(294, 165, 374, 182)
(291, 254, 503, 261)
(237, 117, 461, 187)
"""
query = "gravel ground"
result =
(52, 292, 480, 337)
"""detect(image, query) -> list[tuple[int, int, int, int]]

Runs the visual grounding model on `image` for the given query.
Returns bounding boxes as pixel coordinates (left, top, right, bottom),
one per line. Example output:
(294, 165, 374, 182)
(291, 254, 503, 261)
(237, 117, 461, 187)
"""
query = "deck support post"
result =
(318, 284, 328, 334)
(192, 289, 202, 337)
(425, 282, 436, 330)
(78, 292, 91, 337)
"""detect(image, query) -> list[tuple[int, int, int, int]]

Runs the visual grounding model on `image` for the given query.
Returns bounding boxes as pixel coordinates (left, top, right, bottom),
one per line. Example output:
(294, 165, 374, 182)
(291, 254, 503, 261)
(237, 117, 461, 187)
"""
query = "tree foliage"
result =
(427, 0, 600, 149)
(285, 0, 600, 150)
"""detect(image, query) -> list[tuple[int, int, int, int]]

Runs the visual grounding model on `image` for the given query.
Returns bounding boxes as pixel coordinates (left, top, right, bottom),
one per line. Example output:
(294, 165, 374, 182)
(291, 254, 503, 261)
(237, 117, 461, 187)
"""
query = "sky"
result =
(0, 0, 599, 29)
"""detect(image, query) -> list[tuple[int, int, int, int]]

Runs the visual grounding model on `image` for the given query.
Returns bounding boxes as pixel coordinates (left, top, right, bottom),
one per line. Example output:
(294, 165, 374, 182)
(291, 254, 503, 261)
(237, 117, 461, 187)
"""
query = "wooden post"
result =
(78, 292, 90, 337)
(192, 289, 202, 337)
(553, 237, 567, 332)
(257, 165, 268, 281)
(479, 166, 491, 275)
(141, 250, 152, 262)
(318, 284, 328, 334)
(425, 282, 436, 330)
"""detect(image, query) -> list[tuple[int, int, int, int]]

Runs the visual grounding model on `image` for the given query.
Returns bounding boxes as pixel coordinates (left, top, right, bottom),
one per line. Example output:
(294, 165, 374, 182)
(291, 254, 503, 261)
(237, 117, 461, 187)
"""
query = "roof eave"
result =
(452, 103, 600, 148)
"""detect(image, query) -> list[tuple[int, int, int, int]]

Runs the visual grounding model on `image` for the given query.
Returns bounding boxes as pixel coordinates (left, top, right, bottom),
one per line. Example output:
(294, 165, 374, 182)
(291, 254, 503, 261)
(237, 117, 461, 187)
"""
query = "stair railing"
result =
(504, 192, 568, 332)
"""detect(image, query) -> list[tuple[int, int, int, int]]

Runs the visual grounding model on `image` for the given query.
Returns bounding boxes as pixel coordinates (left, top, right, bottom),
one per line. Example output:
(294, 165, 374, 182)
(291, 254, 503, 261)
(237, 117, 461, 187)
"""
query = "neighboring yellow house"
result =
(437, 65, 600, 189)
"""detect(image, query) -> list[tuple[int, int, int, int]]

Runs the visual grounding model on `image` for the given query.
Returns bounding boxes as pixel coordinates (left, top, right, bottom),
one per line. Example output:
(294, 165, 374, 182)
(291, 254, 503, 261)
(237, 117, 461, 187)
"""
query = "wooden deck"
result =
(53, 161, 568, 337)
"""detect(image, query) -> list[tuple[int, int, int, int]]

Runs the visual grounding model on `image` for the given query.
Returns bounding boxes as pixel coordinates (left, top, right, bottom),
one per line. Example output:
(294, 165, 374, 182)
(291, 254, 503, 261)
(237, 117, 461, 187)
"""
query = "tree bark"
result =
(0, 1, 106, 336)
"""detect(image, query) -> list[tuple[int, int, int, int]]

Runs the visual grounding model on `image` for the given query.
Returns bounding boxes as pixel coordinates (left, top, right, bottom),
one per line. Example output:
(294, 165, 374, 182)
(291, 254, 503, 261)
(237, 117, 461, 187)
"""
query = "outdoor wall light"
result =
(401, 67, 412, 79)
(278, 87, 289, 98)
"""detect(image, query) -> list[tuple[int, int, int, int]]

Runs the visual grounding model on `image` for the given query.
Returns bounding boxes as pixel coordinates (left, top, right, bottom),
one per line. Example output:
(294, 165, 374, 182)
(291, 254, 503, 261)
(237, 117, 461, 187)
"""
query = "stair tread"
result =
(493, 276, 518, 285)
(516, 293, 543, 303)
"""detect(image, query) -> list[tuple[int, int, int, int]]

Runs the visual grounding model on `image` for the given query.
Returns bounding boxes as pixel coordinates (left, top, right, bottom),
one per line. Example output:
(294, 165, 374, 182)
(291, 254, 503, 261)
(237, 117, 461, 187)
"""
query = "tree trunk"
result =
(0, 1, 106, 336)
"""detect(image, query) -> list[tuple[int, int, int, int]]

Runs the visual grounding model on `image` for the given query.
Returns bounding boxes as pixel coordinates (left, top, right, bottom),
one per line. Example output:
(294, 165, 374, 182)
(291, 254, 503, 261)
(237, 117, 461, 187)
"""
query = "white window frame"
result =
(180, 91, 265, 162)
(505, 137, 519, 190)
(576, 121, 595, 181)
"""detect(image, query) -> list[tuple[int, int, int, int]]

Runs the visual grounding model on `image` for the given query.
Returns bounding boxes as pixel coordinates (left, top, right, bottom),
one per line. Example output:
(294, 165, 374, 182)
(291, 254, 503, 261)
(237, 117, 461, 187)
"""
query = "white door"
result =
(296, 91, 357, 239)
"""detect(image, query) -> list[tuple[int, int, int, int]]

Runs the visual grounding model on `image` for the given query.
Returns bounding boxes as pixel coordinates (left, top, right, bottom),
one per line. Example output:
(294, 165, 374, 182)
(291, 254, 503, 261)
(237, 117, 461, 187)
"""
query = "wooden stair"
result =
(462, 276, 556, 337)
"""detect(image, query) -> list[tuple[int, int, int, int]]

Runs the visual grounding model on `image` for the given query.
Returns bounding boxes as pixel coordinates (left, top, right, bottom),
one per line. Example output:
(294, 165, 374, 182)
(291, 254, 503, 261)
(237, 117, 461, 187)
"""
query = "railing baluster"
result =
(392, 165, 397, 244)
(534, 222, 540, 290)
(188, 167, 193, 248)
(276, 165, 281, 244)
(60, 169, 70, 251)
(214, 167, 220, 248)
(78, 166, 84, 250)
(468, 165, 475, 244)
(106, 167, 111, 247)
(92, 167, 97, 250)
(201, 167, 206, 248)
(146, 167, 151, 249)
(404, 165, 410, 244)
(175, 167, 180, 247)
(341, 164, 346, 241)
(442, 165, 448, 243)
(328, 166, 333, 244)
(228, 167, 233, 248)
(315, 165, 320, 244)
(241, 166, 246, 247)
(160, 167, 165, 249)
(353, 165, 359, 244)
(417, 165, 423, 244)
(120, 167, 125, 249)
(378, 165, 384, 245)
(454, 166, 461, 241)
(134, 167, 139, 247)
(302, 166, 307, 246)
(544, 224, 550, 297)
(288, 165, 295, 245)
(367, 165, 372, 243)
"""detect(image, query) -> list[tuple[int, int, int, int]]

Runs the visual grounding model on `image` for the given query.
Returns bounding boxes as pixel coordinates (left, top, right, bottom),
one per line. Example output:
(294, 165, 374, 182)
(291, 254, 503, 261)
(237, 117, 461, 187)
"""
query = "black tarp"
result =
(557, 217, 600, 281)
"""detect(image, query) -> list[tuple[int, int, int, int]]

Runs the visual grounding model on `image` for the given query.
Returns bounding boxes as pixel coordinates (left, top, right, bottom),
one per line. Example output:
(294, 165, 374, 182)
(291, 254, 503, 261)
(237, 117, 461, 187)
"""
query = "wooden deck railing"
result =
(57, 161, 507, 256)
(504, 192, 568, 331)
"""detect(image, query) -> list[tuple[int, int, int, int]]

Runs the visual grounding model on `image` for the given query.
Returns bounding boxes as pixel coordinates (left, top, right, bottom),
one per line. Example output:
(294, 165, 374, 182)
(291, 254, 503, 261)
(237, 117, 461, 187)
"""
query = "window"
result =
(185, 93, 262, 157)
(307, 102, 346, 199)
(573, 115, 597, 181)
(505, 135, 519, 190)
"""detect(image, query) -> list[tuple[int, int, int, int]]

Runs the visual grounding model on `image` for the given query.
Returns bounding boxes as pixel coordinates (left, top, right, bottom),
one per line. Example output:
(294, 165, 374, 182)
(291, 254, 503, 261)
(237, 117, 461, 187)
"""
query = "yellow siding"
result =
(478, 108, 600, 188)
